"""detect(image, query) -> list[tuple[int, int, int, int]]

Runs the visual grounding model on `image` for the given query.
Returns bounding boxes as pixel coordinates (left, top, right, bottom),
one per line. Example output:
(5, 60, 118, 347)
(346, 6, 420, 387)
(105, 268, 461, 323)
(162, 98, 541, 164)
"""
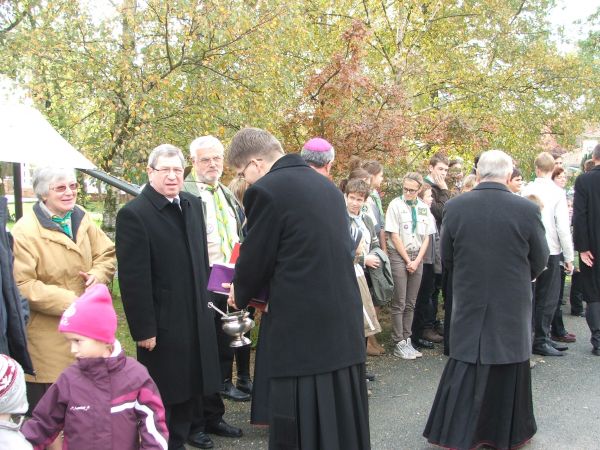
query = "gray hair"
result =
(33, 167, 76, 200)
(476, 150, 513, 181)
(300, 147, 335, 168)
(227, 128, 284, 168)
(593, 143, 600, 161)
(148, 144, 185, 168)
(189, 135, 225, 159)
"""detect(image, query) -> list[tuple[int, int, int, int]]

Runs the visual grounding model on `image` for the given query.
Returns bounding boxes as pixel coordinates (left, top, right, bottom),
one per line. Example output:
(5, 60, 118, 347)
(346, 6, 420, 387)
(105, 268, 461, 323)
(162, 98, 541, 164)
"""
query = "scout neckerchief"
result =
(402, 196, 418, 233)
(205, 184, 234, 259)
(370, 189, 384, 219)
(51, 210, 73, 238)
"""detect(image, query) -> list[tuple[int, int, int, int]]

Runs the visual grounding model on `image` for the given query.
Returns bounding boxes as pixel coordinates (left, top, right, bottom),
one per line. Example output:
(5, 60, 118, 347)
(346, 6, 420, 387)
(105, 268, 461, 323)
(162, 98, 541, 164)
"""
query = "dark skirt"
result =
(424, 358, 536, 450)
(269, 363, 370, 450)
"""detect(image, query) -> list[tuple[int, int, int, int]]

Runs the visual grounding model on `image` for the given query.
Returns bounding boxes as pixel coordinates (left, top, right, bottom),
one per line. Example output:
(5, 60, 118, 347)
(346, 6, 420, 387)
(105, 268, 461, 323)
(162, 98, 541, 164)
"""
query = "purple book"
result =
(207, 263, 235, 295)
(207, 263, 268, 304)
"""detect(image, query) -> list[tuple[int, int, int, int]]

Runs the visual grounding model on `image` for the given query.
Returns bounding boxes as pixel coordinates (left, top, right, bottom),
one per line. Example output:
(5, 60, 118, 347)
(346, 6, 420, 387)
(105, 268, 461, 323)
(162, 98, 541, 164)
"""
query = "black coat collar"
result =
(472, 181, 510, 193)
(142, 183, 189, 210)
(268, 154, 309, 173)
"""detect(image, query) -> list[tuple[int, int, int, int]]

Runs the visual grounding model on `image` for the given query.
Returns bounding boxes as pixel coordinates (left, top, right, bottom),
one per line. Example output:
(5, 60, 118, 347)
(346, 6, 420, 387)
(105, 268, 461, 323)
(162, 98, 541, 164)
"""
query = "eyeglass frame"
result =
(196, 155, 224, 165)
(237, 158, 263, 179)
(402, 186, 420, 194)
(151, 166, 185, 176)
(49, 182, 79, 193)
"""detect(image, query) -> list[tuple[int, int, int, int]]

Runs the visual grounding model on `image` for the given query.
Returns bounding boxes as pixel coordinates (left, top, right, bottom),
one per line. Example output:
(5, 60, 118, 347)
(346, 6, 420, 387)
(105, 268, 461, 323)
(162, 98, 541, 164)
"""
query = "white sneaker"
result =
(393, 340, 416, 360)
(406, 338, 422, 358)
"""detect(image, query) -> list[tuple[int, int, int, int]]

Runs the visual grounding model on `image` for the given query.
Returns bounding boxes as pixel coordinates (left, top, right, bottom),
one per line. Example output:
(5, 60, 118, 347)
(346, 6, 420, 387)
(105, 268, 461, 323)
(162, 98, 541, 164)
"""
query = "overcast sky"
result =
(549, 0, 600, 51)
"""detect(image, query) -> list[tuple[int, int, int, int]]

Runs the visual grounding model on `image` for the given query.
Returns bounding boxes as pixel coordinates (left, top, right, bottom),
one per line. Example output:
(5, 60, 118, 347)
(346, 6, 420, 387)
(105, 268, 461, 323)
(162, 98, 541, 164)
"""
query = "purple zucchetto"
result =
(302, 137, 333, 152)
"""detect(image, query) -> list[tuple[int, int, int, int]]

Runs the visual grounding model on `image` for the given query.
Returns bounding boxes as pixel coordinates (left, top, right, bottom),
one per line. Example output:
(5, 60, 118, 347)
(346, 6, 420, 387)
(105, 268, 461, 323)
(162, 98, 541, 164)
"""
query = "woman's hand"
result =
(79, 271, 98, 288)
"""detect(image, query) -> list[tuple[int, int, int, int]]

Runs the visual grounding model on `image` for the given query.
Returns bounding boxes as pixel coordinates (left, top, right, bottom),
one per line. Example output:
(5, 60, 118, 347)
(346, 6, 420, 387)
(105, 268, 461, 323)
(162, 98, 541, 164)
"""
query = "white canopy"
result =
(0, 103, 96, 169)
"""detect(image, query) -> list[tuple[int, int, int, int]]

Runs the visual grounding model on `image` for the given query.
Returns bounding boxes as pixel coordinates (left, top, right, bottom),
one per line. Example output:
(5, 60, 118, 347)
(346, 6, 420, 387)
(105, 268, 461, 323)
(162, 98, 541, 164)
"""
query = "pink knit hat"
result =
(303, 137, 333, 152)
(59, 284, 117, 343)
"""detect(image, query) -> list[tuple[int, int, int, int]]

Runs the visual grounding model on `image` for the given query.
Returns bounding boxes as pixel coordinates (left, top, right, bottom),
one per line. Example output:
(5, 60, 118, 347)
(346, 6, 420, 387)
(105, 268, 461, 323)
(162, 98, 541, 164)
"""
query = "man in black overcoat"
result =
(424, 150, 549, 450)
(573, 144, 600, 356)
(116, 144, 221, 450)
(226, 128, 370, 450)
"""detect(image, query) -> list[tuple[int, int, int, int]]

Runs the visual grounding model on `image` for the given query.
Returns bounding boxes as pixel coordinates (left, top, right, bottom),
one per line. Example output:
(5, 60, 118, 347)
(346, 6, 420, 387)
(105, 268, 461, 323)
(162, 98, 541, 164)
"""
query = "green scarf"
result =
(205, 184, 235, 259)
(403, 197, 418, 233)
(51, 211, 73, 238)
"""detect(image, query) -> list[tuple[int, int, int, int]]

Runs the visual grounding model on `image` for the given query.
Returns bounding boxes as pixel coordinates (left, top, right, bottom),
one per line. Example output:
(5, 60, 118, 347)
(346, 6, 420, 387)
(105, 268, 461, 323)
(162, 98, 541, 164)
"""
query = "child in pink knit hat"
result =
(22, 284, 169, 449)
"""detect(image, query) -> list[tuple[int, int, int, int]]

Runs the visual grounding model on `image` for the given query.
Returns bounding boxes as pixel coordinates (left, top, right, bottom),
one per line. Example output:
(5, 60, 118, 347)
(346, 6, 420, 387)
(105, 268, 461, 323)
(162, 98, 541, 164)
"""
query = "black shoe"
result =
(236, 376, 253, 395)
(593, 348, 600, 356)
(365, 372, 376, 381)
(549, 340, 568, 351)
(187, 432, 214, 449)
(413, 338, 434, 349)
(571, 311, 585, 317)
(220, 380, 251, 402)
(206, 419, 243, 438)
(533, 343, 564, 357)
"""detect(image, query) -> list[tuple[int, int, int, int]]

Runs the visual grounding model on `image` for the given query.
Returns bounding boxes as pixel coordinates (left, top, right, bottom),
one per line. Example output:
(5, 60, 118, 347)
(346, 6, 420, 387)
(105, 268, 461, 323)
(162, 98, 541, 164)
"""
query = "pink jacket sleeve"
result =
(135, 376, 169, 450)
(22, 380, 67, 450)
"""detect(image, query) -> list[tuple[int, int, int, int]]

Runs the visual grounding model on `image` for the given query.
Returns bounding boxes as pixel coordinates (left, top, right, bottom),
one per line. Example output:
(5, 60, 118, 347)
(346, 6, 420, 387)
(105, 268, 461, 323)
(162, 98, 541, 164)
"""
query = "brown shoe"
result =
(422, 328, 443, 343)
(366, 339, 384, 356)
(368, 335, 385, 353)
(551, 333, 576, 343)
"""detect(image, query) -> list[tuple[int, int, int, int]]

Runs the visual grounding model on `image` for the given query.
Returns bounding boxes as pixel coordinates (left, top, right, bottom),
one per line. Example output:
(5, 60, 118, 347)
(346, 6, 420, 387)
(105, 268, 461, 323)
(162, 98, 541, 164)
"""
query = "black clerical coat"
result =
(441, 182, 549, 364)
(115, 184, 220, 404)
(233, 154, 365, 378)
(573, 165, 600, 302)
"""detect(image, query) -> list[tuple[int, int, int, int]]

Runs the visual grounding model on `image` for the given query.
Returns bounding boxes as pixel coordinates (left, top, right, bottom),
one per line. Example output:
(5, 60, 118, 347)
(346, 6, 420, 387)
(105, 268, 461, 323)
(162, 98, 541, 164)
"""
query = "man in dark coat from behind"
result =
(573, 143, 600, 356)
(226, 128, 370, 450)
(116, 144, 221, 450)
(424, 150, 549, 450)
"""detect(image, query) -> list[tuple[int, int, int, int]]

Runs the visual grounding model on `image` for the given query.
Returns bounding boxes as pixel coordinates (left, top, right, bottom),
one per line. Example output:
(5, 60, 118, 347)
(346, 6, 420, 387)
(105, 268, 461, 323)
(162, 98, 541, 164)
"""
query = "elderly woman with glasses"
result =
(11, 167, 115, 432)
(385, 172, 436, 360)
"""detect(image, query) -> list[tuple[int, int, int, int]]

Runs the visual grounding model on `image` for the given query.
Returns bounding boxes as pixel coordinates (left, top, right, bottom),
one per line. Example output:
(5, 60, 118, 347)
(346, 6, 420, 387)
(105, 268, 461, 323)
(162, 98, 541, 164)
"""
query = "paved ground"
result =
(192, 304, 600, 449)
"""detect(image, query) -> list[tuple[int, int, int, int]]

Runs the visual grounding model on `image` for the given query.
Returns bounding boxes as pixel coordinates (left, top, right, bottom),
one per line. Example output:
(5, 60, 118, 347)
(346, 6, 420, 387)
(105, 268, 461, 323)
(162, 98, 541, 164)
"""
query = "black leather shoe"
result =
(533, 343, 564, 357)
(236, 376, 253, 395)
(593, 348, 600, 356)
(365, 372, 376, 381)
(220, 380, 251, 402)
(206, 419, 243, 438)
(187, 432, 214, 449)
(413, 338, 434, 349)
(571, 311, 585, 317)
(549, 340, 568, 351)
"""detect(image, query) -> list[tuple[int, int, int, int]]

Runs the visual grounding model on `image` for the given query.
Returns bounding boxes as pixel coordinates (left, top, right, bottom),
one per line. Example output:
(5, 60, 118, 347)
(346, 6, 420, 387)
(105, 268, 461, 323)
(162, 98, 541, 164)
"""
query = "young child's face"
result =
(63, 333, 112, 358)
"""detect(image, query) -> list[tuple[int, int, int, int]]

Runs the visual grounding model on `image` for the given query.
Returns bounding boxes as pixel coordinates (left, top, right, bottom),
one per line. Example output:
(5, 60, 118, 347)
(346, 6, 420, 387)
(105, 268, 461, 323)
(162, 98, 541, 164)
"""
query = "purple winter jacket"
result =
(22, 341, 169, 450)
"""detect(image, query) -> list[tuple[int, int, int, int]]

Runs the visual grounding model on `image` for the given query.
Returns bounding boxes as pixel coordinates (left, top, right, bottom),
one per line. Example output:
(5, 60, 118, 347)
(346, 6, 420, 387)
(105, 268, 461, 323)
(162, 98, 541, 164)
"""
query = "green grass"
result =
(109, 280, 138, 357)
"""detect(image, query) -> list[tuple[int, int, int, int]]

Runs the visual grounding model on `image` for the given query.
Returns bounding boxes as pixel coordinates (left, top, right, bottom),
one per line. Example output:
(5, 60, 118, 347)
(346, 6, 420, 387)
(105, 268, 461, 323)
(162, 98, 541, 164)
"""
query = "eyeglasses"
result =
(49, 182, 79, 193)
(403, 186, 419, 194)
(237, 159, 262, 179)
(152, 167, 184, 176)
(197, 156, 223, 165)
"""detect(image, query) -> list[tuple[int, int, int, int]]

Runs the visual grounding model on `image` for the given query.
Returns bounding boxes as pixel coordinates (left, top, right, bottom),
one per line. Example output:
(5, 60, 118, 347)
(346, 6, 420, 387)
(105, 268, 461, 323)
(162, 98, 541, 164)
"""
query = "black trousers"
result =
(166, 396, 200, 448)
(570, 271, 585, 315)
(210, 292, 251, 382)
(442, 268, 452, 356)
(533, 255, 561, 347)
(586, 302, 600, 350)
(412, 264, 436, 339)
(551, 267, 567, 337)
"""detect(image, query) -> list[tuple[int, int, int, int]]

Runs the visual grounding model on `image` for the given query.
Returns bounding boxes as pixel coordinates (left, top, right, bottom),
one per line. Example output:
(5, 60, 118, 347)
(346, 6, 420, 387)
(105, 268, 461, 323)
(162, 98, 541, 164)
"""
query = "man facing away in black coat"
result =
(573, 143, 600, 356)
(115, 144, 221, 450)
(424, 149, 549, 450)
(225, 128, 370, 450)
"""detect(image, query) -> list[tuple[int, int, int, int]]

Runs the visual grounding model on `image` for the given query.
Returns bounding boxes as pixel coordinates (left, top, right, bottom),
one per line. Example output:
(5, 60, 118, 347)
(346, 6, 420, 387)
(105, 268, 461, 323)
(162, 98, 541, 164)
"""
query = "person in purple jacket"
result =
(22, 284, 169, 450)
